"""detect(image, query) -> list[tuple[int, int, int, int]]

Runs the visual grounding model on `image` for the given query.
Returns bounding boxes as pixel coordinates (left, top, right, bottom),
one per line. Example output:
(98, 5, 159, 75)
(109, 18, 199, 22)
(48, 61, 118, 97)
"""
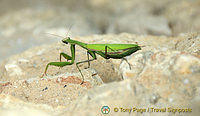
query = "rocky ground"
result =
(0, 33, 199, 116)
(0, 0, 200, 116)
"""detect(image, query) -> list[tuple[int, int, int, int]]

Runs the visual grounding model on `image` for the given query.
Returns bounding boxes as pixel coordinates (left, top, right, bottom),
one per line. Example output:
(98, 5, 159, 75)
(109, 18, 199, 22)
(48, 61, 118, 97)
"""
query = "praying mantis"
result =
(41, 36, 142, 84)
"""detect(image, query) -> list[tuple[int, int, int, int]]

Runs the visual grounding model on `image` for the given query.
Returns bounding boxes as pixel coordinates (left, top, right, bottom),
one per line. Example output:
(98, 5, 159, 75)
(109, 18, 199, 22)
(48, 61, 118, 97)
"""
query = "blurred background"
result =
(0, 0, 200, 61)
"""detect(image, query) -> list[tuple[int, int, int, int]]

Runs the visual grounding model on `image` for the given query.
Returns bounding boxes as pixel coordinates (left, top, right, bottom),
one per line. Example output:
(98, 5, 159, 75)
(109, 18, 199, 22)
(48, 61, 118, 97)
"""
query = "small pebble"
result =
(42, 87, 48, 91)
(183, 79, 189, 84)
(169, 98, 173, 102)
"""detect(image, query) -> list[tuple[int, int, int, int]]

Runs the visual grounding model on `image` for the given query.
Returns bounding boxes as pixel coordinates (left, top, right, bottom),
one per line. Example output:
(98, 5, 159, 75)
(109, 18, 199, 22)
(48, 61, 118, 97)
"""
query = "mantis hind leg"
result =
(105, 46, 113, 59)
(122, 57, 131, 70)
(105, 45, 117, 59)
(105, 46, 131, 69)
(76, 51, 97, 84)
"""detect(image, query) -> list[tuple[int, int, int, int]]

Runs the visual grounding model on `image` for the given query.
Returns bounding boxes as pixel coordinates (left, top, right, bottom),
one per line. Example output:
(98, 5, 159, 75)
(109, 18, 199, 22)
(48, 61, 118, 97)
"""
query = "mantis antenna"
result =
(65, 24, 74, 39)
(43, 24, 74, 40)
(44, 33, 65, 38)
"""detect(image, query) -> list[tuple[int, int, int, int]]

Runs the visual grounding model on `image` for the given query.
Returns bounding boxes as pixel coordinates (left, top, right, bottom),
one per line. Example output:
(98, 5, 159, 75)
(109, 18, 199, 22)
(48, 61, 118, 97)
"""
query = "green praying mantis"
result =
(41, 36, 142, 84)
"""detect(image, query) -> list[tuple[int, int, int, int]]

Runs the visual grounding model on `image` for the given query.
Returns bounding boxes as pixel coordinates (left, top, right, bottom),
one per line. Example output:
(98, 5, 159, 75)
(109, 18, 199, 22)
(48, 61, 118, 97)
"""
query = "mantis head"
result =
(62, 37, 71, 44)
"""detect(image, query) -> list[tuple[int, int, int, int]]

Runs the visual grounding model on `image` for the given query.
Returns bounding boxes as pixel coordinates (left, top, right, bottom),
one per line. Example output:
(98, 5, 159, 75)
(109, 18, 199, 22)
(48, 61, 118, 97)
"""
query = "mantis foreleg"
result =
(41, 44, 75, 77)
(86, 50, 97, 68)
(60, 52, 72, 62)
